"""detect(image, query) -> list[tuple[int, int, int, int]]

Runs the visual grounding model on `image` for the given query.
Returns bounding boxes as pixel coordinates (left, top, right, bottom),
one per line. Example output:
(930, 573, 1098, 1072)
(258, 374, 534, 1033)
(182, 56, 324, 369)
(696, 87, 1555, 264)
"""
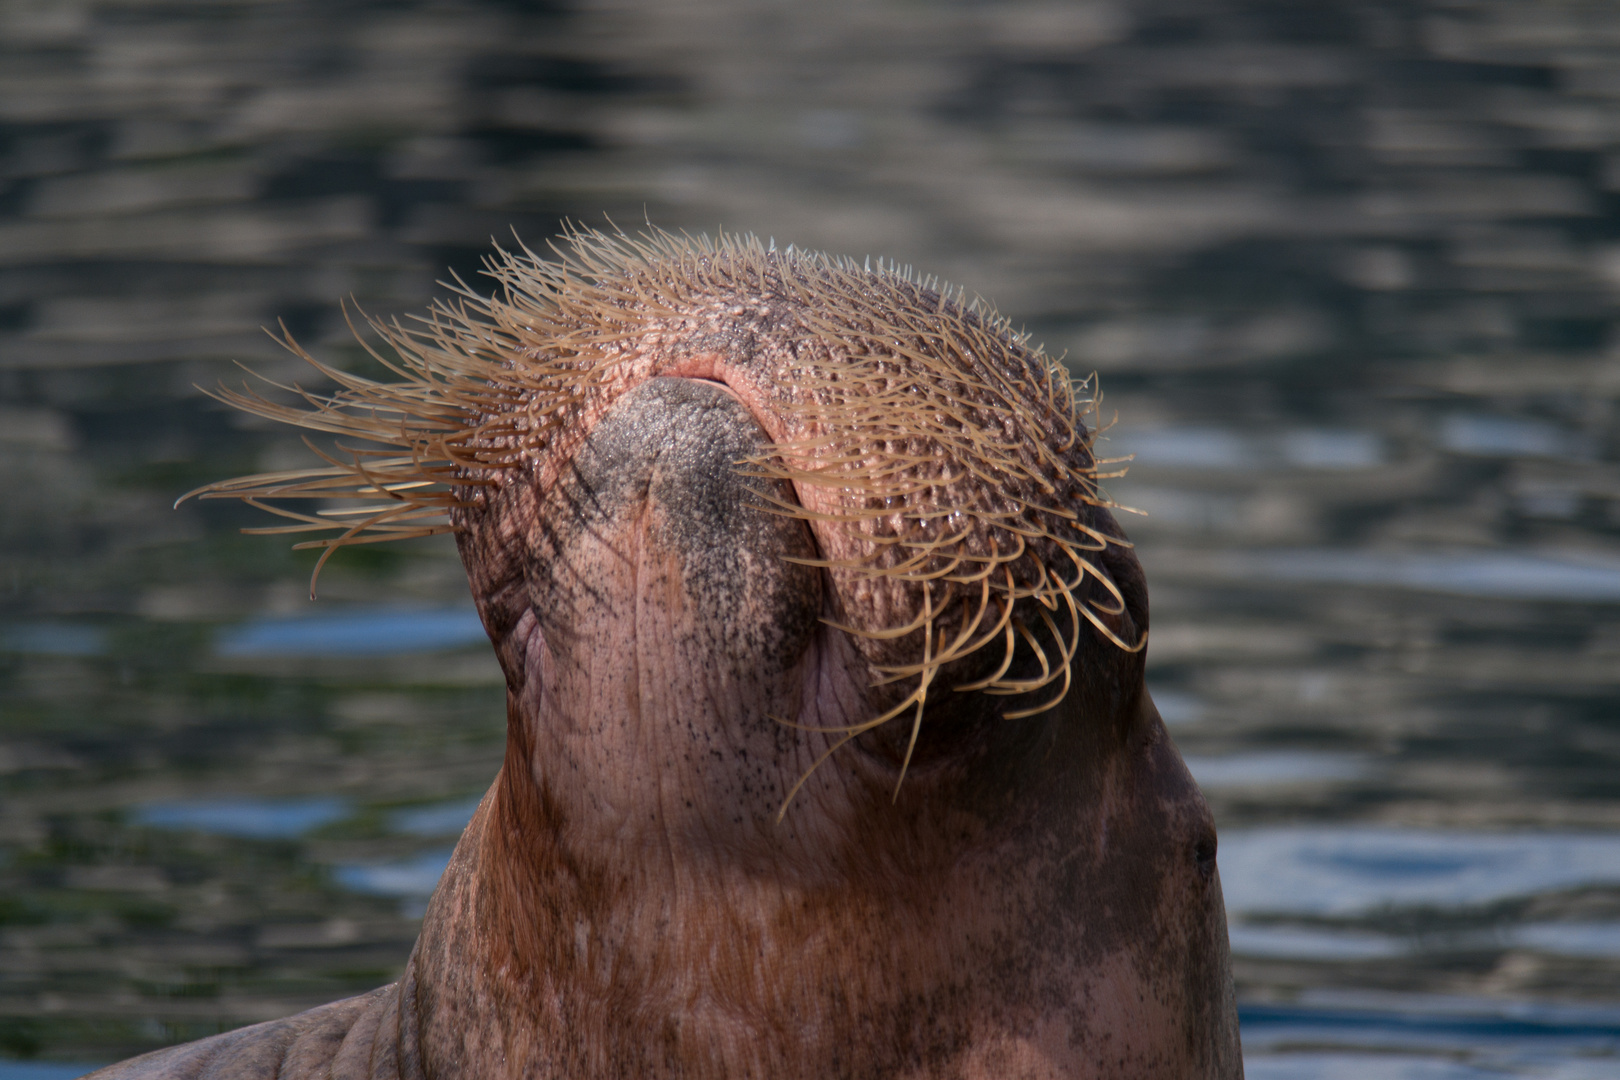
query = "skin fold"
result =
(90, 244, 1243, 1079)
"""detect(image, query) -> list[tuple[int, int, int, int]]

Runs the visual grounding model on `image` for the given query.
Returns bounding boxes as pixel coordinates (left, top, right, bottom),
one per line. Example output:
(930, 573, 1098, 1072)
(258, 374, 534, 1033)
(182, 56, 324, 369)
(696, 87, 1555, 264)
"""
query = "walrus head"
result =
(194, 229, 1241, 1079)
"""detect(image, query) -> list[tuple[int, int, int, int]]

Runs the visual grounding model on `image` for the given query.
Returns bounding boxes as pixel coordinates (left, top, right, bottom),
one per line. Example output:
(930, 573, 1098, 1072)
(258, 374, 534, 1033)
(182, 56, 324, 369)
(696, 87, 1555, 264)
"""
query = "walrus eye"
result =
(1194, 833, 1218, 880)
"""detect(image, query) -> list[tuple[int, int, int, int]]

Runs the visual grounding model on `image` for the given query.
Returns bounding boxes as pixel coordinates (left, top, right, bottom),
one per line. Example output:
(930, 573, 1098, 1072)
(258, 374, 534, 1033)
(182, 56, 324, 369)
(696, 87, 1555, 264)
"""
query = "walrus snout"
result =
(535, 376, 821, 682)
(488, 374, 852, 849)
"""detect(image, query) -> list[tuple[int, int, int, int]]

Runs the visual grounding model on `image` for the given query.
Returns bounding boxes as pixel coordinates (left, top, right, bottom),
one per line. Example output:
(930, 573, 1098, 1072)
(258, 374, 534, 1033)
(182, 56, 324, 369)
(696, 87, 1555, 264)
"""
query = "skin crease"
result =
(88, 270, 1243, 1079)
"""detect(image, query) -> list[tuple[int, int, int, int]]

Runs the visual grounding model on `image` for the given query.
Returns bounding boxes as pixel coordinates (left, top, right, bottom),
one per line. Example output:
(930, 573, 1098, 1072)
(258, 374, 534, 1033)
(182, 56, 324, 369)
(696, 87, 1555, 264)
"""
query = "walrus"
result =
(92, 229, 1242, 1078)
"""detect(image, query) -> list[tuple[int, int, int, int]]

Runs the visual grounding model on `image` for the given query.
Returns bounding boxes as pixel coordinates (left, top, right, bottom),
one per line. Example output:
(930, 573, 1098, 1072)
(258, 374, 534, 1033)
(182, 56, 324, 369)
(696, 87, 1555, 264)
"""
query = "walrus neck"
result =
(401, 693, 1177, 1080)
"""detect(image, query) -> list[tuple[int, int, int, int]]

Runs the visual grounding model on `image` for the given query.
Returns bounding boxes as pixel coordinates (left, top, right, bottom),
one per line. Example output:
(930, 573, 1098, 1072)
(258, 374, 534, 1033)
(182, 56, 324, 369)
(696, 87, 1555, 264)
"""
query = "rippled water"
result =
(2, 0, 1619, 1074)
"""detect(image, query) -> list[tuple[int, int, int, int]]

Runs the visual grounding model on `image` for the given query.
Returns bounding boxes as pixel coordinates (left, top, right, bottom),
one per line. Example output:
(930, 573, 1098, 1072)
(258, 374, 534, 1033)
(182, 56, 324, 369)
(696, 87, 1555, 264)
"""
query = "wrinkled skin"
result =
(91, 376, 1242, 1079)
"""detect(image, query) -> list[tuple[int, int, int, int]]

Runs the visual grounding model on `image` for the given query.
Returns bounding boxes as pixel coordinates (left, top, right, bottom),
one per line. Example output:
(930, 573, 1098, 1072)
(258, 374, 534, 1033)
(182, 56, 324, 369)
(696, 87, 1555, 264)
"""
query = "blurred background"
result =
(2, 0, 1619, 1075)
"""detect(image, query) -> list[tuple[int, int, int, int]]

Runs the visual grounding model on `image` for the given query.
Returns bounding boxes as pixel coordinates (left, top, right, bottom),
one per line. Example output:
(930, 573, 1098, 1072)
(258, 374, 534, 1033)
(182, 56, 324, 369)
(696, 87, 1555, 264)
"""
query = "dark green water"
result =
(2, 1, 1619, 1074)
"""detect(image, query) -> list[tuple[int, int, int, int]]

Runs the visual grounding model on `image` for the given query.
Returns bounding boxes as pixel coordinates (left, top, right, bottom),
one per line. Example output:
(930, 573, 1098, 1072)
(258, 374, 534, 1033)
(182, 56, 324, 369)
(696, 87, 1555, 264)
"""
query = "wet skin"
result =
(89, 375, 1242, 1079)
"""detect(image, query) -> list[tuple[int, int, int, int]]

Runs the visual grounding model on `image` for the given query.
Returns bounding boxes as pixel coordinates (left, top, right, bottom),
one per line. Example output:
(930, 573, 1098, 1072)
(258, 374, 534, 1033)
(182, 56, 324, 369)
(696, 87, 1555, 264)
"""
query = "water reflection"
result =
(1148, 686, 1205, 726)
(1221, 828, 1620, 917)
(1184, 751, 1369, 790)
(1216, 550, 1620, 601)
(1510, 922, 1620, 960)
(1242, 998, 1620, 1080)
(1116, 427, 1385, 471)
(1119, 427, 1255, 469)
(1247, 1056, 1509, 1080)
(1280, 431, 1386, 471)
(1230, 921, 1620, 964)
(1439, 416, 1592, 461)
(1227, 924, 1405, 962)
(1438, 417, 1587, 463)
(0, 624, 107, 657)
(389, 795, 482, 837)
(130, 796, 350, 840)
(0, 1065, 104, 1080)
(333, 850, 454, 904)
(215, 608, 487, 657)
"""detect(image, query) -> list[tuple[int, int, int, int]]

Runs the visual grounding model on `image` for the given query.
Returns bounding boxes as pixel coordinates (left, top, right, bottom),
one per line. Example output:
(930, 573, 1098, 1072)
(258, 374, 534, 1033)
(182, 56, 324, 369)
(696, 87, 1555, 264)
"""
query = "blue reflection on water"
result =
(1220, 549, 1620, 601)
(333, 849, 453, 898)
(0, 1064, 104, 1080)
(1245, 1054, 1506, 1079)
(1147, 685, 1205, 725)
(1220, 827, 1620, 917)
(1440, 415, 1587, 460)
(1227, 924, 1405, 961)
(1281, 429, 1384, 469)
(215, 607, 486, 657)
(1124, 427, 1257, 468)
(1185, 751, 1368, 789)
(1230, 919, 1620, 964)
(1117, 427, 1384, 470)
(1241, 999, 1620, 1079)
(130, 797, 351, 840)
(1326, 850, 1479, 879)
(0, 623, 107, 656)
(389, 796, 483, 837)
(1511, 921, 1620, 959)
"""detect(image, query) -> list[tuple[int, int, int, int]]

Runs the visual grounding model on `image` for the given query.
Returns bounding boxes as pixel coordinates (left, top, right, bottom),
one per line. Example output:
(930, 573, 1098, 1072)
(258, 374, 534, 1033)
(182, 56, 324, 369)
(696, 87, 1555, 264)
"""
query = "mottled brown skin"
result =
(92, 341, 1241, 1078)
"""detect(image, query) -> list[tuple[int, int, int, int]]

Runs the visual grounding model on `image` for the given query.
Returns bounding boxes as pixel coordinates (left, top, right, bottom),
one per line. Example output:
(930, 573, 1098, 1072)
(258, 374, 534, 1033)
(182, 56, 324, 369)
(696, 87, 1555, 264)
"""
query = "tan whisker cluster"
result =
(186, 225, 1140, 803)
(733, 252, 1143, 805)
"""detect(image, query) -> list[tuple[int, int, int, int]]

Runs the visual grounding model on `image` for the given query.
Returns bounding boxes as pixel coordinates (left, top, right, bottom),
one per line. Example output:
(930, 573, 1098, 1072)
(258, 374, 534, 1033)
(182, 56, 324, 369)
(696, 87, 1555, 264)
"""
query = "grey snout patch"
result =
(555, 377, 821, 675)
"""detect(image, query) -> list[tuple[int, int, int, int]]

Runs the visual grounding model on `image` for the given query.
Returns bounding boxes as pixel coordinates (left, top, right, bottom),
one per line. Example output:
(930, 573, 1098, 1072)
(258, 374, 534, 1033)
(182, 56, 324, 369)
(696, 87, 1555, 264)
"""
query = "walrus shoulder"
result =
(81, 984, 408, 1080)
